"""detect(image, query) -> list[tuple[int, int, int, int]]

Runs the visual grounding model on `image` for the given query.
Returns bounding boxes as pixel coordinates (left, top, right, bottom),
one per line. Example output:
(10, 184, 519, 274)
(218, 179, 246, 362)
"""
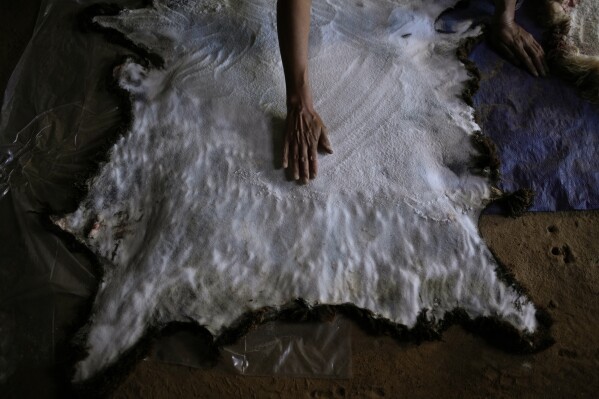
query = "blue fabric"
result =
(439, 2, 599, 211)
(470, 43, 599, 211)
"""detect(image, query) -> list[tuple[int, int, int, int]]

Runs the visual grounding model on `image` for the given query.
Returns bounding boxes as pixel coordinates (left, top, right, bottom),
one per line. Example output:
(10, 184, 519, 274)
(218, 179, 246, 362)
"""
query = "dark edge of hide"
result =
(451, 8, 548, 345)
(69, 55, 142, 214)
(35, 3, 165, 397)
(68, 301, 554, 399)
(38, 217, 105, 399)
(214, 300, 554, 354)
(490, 188, 535, 217)
(62, 2, 553, 397)
(538, 0, 599, 104)
(38, 62, 138, 397)
(457, 34, 535, 217)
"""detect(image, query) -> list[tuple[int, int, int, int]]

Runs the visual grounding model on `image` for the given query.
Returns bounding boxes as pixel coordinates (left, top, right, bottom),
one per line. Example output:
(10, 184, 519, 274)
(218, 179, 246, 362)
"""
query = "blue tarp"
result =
(440, 2, 599, 211)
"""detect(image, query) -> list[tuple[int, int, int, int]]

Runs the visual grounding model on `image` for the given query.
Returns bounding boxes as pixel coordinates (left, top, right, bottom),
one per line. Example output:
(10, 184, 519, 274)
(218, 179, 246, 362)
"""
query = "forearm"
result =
(493, 0, 517, 24)
(276, 0, 313, 109)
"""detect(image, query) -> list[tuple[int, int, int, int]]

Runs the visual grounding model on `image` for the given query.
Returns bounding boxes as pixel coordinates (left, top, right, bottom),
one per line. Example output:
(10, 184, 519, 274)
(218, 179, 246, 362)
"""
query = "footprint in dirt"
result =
(550, 244, 576, 264)
(546, 225, 576, 263)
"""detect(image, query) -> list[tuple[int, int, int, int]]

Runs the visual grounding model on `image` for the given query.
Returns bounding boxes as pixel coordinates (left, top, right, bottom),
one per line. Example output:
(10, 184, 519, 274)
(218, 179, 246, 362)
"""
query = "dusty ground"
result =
(1, 1, 598, 398)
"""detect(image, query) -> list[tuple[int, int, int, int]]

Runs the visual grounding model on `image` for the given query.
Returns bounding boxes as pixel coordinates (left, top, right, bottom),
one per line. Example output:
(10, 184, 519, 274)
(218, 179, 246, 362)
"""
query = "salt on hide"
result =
(55, 0, 539, 381)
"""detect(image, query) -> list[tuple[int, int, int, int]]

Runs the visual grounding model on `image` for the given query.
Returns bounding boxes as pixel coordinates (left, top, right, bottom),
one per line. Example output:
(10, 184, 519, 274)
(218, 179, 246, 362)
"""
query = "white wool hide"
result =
(55, 0, 538, 381)
(569, 0, 599, 56)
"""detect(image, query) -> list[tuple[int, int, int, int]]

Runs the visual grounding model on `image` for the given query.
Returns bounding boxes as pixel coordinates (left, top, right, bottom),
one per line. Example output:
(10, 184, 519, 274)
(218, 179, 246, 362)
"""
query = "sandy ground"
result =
(1, 1, 598, 398)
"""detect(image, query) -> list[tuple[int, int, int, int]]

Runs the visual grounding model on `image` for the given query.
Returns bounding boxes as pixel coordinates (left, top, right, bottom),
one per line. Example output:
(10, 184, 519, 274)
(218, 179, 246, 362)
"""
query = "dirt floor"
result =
(1, 1, 598, 398)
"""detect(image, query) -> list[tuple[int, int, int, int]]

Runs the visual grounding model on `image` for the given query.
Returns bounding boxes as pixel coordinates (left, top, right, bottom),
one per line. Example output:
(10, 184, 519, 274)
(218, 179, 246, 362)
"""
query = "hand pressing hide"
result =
(491, 0, 548, 77)
(277, 0, 332, 184)
(489, 19, 549, 77)
(282, 103, 332, 184)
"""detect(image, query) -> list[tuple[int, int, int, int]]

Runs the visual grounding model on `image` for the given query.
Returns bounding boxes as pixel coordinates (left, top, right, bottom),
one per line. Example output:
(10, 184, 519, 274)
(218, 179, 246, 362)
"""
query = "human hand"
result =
(489, 19, 548, 77)
(282, 103, 332, 184)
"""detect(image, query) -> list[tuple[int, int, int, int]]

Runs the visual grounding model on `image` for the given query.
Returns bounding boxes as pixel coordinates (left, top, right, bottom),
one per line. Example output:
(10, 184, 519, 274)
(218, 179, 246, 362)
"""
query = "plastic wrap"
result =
(0, 0, 142, 211)
(153, 317, 352, 378)
(0, 0, 353, 382)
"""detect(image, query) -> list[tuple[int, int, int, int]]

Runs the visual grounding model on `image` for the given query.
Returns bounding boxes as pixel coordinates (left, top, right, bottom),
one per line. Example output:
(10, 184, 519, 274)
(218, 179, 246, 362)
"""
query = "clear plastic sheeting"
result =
(0, 0, 147, 383)
(222, 318, 351, 377)
(0, 0, 142, 211)
(0, 0, 353, 383)
(153, 317, 352, 378)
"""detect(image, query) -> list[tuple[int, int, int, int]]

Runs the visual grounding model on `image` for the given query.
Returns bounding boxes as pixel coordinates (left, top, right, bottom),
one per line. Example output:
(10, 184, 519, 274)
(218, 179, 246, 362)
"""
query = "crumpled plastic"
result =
(0, 0, 352, 382)
(153, 317, 352, 378)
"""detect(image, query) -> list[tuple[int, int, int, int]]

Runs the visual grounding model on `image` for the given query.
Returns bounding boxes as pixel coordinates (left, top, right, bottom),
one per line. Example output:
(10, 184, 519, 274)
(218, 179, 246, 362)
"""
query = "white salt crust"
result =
(56, 0, 538, 381)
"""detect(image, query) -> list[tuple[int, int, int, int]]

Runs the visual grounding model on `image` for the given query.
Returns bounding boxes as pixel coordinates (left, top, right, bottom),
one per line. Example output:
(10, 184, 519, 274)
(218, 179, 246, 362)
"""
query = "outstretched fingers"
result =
(519, 28, 548, 77)
(291, 129, 299, 180)
(513, 41, 539, 77)
(309, 143, 318, 179)
(489, 20, 549, 78)
(281, 106, 332, 184)
(521, 34, 547, 76)
(282, 118, 291, 169)
(497, 43, 519, 66)
(298, 114, 310, 183)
